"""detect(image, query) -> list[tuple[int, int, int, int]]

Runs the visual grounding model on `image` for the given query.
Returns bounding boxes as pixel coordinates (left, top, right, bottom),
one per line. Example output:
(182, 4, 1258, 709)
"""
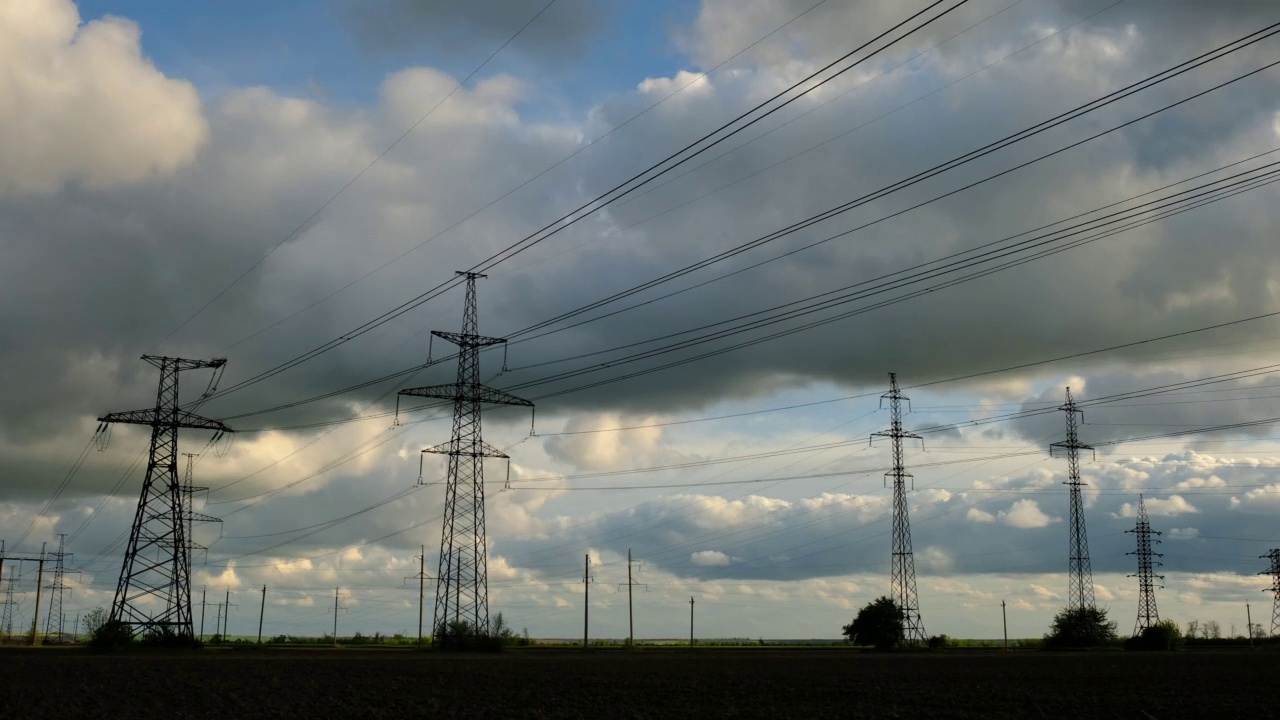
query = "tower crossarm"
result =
(430, 330, 507, 350)
(422, 440, 509, 459)
(399, 383, 533, 408)
(98, 409, 234, 433)
(143, 354, 226, 372)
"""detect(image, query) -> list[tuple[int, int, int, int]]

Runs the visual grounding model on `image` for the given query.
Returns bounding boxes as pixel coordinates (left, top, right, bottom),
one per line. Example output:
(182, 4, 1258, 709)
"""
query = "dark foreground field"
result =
(1, 648, 1274, 718)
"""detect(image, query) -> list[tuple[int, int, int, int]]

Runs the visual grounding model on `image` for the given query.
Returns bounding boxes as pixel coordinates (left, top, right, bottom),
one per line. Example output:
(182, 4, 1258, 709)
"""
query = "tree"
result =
(1185, 620, 1200, 639)
(1203, 620, 1221, 639)
(842, 596, 905, 650)
(1043, 606, 1118, 648)
(82, 607, 109, 640)
(1124, 619, 1182, 651)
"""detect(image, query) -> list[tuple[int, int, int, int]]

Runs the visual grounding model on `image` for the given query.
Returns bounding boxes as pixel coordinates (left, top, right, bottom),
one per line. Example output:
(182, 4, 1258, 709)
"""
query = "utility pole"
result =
(330, 587, 346, 646)
(1126, 496, 1163, 636)
(1051, 387, 1095, 611)
(617, 549, 646, 646)
(97, 355, 232, 641)
(257, 585, 266, 644)
(405, 546, 433, 648)
(29, 543, 47, 646)
(1001, 600, 1008, 650)
(1261, 549, 1280, 637)
(199, 586, 207, 642)
(689, 596, 695, 649)
(583, 554, 592, 649)
(872, 373, 926, 644)
(72, 613, 80, 644)
(214, 603, 223, 639)
(398, 272, 534, 642)
(44, 533, 79, 642)
(224, 588, 234, 642)
(1247, 603, 1254, 648)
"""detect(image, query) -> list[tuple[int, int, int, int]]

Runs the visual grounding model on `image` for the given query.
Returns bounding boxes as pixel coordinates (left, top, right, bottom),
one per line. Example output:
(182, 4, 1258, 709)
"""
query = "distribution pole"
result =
(872, 373, 926, 644)
(1247, 603, 1254, 648)
(214, 603, 223, 639)
(72, 614, 80, 644)
(330, 587, 346, 645)
(1127, 496, 1163, 635)
(29, 543, 47, 646)
(689, 596, 695, 649)
(398, 272, 534, 642)
(1051, 387, 1096, 611)
(199, 586, 207, 642)
(583, 554, 592, 649)
(258, 585, 266, 644)
(98, 355, 232, 641)
(224, 588, 233, 642)
(1002, 600, 1008, 650)
(404, 546, 433, 648)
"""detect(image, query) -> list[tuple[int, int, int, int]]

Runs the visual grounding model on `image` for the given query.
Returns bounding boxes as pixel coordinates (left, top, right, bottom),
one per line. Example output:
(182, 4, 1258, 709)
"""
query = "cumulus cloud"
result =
(1115, 495, 1199, 518)
(691, 550, 732, 566)
(998, 499, 1057, 529)
(966, 507, 996, 523)
(0, 0, 206, 195)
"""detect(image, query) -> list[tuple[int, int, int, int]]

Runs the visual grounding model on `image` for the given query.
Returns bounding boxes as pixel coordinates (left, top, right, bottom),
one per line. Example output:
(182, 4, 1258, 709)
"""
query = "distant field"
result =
(1, 648, 1275, 718)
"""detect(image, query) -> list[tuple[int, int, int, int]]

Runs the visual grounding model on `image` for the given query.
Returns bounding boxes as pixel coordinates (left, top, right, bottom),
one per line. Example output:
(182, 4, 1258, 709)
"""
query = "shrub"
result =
(927, 634, 950, 650)
(433, 619, 503, 652)
(89, 619, 134, 652)
(1125, 620, 1183, 651)
(842, 596, 906, 650)
(1044, 606, 1118, 649)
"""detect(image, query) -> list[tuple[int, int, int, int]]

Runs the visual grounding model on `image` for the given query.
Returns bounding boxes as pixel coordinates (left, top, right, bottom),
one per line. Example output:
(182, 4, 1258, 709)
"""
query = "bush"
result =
(927, 634, 950, 650)
(89, 619, 134, 652)
(842, 596, 906, 650)
(433, 619, 503, 652)
(1124, 620, 1183, 651)
(1044, 606, 1118, 649)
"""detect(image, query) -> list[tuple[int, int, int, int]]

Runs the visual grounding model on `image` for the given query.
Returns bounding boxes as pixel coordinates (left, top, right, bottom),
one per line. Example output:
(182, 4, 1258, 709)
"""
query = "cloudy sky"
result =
(3, 0, 1280, 641)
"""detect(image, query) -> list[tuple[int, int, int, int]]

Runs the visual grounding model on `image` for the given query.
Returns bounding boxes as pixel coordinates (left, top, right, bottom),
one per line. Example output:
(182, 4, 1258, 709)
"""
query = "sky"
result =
(2, 0, 1280, 642)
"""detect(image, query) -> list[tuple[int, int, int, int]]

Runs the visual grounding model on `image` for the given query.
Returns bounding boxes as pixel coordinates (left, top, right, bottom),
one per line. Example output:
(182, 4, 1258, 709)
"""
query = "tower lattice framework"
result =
(1050, 387, 1095, 611)
(871, 372, 926, 644)
(399, 272, 533, 639)
(1126, 496, 1163, 635)
(99, 355, 233, 639)
(43, 533, 78, 642)
(180, 453, 221, 565)
(0, 571, 16, 640)
(1262, 549, 1280, 638)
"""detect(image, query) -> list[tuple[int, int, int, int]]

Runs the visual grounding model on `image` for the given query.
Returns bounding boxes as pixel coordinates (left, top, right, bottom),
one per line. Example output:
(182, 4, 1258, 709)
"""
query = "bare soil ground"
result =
(0, 648, 1273, 718)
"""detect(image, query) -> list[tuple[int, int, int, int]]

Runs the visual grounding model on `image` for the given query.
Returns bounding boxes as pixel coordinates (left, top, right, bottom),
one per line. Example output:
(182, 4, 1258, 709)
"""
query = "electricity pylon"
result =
(43, 534, 79, 642)
(98, 355, 233, 640)
(180, 453, 221, 564)
(871, 372, 926, 644)
(1262, 549, 1280, 637)
(0, 572, 17, 641)
(1050, 387, 1095, 611)
(398, 272, 533, 640)
(1126, 496, 1163, 635)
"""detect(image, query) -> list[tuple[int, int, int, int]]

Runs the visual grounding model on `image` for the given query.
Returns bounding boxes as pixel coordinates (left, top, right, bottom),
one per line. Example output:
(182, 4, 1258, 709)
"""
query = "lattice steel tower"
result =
(43, 533, 79, 642)
(98, 355, 233, 640)
(180, 453, 221, 565)
(399, 272, 533, 639)
(1050, 387, 1095, 611)
(1262, 549, 1280, 637)
(0, 570, 17, 640)
(871, 372, 926, 644)
(1126, 496, 1163, 635)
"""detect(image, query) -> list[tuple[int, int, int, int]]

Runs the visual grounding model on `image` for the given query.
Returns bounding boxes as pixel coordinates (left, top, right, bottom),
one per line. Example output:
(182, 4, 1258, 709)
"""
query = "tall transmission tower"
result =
(0, 570, 17, 641)
(1261, 549, 1280, 637)
(180, 453, 221, 565)
(1126, 496, 1163, 635)
(1050, 387, 1095, 611)
(871, 372, 926, 644)
(98, 355, 233, 640)
(43, 534, 79, 642)
(398, 272, 533, 640)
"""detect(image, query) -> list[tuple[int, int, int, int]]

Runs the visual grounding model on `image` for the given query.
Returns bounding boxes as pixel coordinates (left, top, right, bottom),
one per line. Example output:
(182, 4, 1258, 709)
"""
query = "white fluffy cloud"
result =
(998, 499, 1057, 529)
(691, 550, 732, 566)
(0, 0, 207, 195)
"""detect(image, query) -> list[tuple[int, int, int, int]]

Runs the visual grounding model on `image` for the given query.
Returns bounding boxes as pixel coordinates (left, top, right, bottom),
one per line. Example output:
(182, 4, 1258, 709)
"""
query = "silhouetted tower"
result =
(1050, 387, 1095, 611)
(398, 273, 533, 639)
(43, 534, 79, 642)
(871, 372, 926, 644)
(1126, 496, 1163, 635)
(98, 355, 233, 640)
(180, 453, 221, 564)
(0, 571, 17, 640)
(1262, 549, 1280, 637)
